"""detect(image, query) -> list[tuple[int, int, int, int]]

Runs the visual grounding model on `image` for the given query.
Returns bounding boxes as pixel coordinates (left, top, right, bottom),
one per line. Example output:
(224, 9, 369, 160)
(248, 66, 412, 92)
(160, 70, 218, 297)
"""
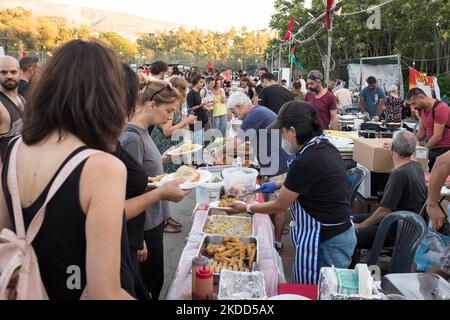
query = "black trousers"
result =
(351, 214, 397, 268)
(353, 214, 397, 250)
(429, 147, 450, 172)
(128, 247, 151, 300)
(140, 222, 164, 300)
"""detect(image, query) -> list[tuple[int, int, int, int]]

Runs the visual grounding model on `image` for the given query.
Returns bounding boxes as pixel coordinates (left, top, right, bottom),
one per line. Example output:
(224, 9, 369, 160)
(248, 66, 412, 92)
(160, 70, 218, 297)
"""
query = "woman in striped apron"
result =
(226, 101, 356, 285)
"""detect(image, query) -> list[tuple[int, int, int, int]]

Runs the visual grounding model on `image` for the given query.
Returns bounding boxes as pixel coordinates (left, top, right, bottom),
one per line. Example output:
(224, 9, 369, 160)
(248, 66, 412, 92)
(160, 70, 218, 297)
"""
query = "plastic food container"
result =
(196, 169, 226, 205)
(222, 167, 258, 202)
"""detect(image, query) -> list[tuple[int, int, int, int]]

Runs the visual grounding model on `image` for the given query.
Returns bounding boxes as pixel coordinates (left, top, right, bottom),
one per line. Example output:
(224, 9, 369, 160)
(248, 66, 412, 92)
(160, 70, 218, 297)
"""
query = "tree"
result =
(267, 0, 450, 92)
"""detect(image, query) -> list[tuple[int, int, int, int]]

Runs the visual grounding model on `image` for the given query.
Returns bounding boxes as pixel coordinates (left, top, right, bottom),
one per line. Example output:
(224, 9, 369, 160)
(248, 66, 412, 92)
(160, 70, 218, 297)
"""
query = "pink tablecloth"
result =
(165, 210, 280, 300)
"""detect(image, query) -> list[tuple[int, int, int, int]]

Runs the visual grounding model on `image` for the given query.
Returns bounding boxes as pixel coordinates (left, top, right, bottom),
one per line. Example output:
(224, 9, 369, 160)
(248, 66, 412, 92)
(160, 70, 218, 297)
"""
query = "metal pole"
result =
(278, 45, 282, 70)
(271, 51, 274, 72)
(325, 13, 333, 85)
(289, 39, 294, 87)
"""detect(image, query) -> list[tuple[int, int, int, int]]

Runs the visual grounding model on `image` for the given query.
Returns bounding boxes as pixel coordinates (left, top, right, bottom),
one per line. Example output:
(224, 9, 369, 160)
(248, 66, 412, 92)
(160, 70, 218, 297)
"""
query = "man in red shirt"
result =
(305, 70, 338, 130)
(406, 88, 450, 171)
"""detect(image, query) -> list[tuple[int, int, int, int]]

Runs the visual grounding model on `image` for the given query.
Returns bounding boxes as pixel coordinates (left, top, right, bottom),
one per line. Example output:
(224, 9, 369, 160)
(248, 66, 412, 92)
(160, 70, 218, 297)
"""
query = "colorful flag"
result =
(409, 68, 441, 100)
(326, 0, 334, 31)
(290, 45, 303, 70)
(285, 17, 295, 41)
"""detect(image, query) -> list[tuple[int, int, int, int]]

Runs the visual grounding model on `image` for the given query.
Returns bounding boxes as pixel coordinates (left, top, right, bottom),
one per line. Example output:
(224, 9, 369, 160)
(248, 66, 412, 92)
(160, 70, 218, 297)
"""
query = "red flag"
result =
(326, 0, 334, 31)
(285, 17, 295, 41)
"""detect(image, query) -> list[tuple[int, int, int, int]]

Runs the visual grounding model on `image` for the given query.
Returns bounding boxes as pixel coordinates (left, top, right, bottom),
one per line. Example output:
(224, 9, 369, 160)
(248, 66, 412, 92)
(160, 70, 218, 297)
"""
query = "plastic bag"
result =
(414, 230, 450, 272)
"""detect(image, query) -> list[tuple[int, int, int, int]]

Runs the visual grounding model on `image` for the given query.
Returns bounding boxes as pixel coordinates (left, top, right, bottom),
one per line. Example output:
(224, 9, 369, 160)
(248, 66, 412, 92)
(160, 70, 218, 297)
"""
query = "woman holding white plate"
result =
(120, 79, 191, 299)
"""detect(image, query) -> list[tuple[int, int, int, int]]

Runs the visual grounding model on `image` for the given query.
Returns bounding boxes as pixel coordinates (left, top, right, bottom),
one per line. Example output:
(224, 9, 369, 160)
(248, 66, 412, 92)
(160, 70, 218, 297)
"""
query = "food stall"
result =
(165, 205, 282, 300)
(160, 143, 283, 300)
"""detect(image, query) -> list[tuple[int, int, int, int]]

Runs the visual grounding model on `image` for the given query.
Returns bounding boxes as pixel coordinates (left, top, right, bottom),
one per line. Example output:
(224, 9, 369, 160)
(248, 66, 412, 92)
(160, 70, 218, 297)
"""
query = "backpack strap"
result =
(7, 137, 101, 243)
(432, 100, 450, 129)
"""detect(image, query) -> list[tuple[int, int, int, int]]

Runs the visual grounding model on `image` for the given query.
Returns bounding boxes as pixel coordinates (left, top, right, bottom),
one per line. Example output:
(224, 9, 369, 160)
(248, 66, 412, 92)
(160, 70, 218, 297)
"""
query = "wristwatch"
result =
(246, 203, 255, 215)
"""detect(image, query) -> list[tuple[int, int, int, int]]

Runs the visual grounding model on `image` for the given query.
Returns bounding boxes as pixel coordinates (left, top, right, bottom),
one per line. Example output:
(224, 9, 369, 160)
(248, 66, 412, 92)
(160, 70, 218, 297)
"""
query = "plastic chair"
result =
(367, 211, 428, 274)
(347, 167, 366, 209)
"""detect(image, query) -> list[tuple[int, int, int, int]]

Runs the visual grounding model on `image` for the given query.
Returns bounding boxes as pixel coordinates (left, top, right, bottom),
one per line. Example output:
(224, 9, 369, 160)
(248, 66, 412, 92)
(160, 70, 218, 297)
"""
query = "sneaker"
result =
(275, 243, 284, 254)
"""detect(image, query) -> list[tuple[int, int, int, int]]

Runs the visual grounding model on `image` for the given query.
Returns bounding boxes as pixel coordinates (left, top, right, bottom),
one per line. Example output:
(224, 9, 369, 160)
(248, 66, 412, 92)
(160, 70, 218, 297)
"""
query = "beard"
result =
(309, 87, 320, 94)
(415, 103, 428, 110)
(1, 80, 19, 90)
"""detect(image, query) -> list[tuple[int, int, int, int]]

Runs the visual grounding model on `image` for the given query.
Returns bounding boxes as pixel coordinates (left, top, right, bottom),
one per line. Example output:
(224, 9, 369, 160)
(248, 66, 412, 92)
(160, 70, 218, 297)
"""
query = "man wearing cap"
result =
(213, 92, 294, 253)
(225, 101, 355, 284)
(305, 70, 339, 130)
(358, 76, 386, 120)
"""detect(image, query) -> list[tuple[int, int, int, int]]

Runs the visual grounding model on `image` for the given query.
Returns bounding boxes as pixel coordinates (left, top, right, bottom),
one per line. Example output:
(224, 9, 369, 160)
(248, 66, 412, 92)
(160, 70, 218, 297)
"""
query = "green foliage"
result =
(0, 6, 138, 61)
(0, 6, 272, 70)
(137, 27, 272, 70)
(268, 0, 450, 80)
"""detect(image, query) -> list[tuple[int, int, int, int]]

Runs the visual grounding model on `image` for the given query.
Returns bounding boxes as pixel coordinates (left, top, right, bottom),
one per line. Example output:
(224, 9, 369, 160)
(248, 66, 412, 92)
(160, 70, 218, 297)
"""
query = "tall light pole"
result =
(325, 1, 342, 85)
(325, 13, 333, 85)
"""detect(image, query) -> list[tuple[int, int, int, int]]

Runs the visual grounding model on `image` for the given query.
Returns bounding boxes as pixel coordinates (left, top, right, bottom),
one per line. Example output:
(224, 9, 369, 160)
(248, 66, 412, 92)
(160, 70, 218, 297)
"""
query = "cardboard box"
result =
(352, 138, 428, 173)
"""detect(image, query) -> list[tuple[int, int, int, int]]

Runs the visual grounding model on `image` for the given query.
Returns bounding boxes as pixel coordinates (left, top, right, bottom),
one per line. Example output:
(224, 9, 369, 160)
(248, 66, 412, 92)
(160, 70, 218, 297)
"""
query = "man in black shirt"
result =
(186, 74, 210, 164)
(18, 56, 38, 98)
(256, 67, 268, 96)
(354, 130, 427, 249)
(259, 73, 295, 114)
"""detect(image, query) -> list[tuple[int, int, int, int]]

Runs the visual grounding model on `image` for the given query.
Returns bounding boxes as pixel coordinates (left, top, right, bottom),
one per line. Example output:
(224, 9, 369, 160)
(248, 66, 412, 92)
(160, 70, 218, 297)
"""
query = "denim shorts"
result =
(319, 226, 357, 269)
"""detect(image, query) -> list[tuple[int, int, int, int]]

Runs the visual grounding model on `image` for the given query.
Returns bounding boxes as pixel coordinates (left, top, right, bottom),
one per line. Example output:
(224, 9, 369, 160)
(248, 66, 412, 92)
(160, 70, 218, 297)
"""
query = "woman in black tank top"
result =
(0, 41, 135, 299)
(2, 140, 137, 299)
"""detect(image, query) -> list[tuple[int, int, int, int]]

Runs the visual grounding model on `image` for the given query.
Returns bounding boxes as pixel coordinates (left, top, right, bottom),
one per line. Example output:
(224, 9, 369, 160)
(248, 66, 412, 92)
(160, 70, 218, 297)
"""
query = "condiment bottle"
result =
(192, 254, 208, 298)
(193, 265, 213, 300)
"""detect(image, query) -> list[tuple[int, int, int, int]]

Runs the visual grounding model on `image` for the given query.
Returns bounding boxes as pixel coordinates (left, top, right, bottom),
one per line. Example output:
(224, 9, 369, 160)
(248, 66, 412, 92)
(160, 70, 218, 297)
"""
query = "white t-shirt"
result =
(299, 78, 307, 95)
(334, 88, 353, 109)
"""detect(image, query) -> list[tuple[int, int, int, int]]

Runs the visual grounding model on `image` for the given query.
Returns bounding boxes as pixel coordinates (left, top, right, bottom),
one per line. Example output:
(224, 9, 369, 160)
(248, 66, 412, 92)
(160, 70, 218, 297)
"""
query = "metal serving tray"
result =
(196, 234, 259, 283)
(201, 207, 255, 237)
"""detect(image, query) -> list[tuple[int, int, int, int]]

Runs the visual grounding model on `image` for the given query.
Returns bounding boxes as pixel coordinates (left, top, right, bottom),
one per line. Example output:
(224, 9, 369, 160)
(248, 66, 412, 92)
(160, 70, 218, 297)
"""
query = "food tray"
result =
(202, 207, 255, 237)
(196, 234, 259, 283)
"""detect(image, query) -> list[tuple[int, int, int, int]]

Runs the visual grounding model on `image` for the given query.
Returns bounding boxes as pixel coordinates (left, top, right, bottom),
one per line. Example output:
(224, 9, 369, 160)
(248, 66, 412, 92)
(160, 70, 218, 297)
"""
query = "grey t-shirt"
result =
(120, 124, 170, 231)
(380, 161, 427, 213)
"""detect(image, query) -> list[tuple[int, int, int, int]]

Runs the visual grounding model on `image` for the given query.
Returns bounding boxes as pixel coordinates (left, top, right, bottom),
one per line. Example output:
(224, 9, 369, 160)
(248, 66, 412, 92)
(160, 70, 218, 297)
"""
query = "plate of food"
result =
(160, 165, 212, 189)
(207, 137, 227, 152)
(166, 143, 203, 156)
(209, 156, 235, 166)
(209, 196, 245, 209)
(147, 174, 166, 188)
(237, 142, 253, 155)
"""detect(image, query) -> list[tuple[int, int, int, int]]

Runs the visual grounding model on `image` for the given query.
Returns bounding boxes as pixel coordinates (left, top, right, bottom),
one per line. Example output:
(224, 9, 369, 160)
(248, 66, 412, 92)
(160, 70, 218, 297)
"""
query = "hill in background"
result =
(0, 0, 186, 39)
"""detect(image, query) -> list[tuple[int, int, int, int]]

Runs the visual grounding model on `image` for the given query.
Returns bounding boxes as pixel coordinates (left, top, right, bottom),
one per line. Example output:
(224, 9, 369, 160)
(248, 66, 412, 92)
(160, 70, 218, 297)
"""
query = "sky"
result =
(46, 0, 277, 32)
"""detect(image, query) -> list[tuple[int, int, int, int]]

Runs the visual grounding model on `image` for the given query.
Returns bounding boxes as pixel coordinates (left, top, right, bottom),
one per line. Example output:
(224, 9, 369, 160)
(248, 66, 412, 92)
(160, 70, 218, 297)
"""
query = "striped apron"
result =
(288, 136, 347, 284)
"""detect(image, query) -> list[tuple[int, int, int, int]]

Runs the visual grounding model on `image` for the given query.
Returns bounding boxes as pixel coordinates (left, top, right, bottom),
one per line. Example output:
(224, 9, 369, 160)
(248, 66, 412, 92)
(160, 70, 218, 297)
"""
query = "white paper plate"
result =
(147, 176, 167, 188)
(160, 170, 212, 190)
(268, 294, 310, 300)
(167, 144, 203, 156)
(147, 181, 163, 188)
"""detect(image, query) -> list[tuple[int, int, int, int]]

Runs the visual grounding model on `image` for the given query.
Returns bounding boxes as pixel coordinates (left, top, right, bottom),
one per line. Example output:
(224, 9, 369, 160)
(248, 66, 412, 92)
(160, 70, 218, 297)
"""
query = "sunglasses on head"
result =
(149, 82, 174, 101)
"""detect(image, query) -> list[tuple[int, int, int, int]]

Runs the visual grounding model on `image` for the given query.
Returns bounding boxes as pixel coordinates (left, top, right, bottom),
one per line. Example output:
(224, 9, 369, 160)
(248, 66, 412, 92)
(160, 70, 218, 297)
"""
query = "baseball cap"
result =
(267, 101, 313, 130)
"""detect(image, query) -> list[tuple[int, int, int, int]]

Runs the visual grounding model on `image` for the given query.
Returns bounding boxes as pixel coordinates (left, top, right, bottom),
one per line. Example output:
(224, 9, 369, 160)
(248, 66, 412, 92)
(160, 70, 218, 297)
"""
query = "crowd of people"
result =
(0, 39, 449, 300)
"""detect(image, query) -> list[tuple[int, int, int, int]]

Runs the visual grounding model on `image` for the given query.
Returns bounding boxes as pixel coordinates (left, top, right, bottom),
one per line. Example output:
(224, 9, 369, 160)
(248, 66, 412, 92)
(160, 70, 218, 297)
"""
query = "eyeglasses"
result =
(149, 82, 174, 101)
